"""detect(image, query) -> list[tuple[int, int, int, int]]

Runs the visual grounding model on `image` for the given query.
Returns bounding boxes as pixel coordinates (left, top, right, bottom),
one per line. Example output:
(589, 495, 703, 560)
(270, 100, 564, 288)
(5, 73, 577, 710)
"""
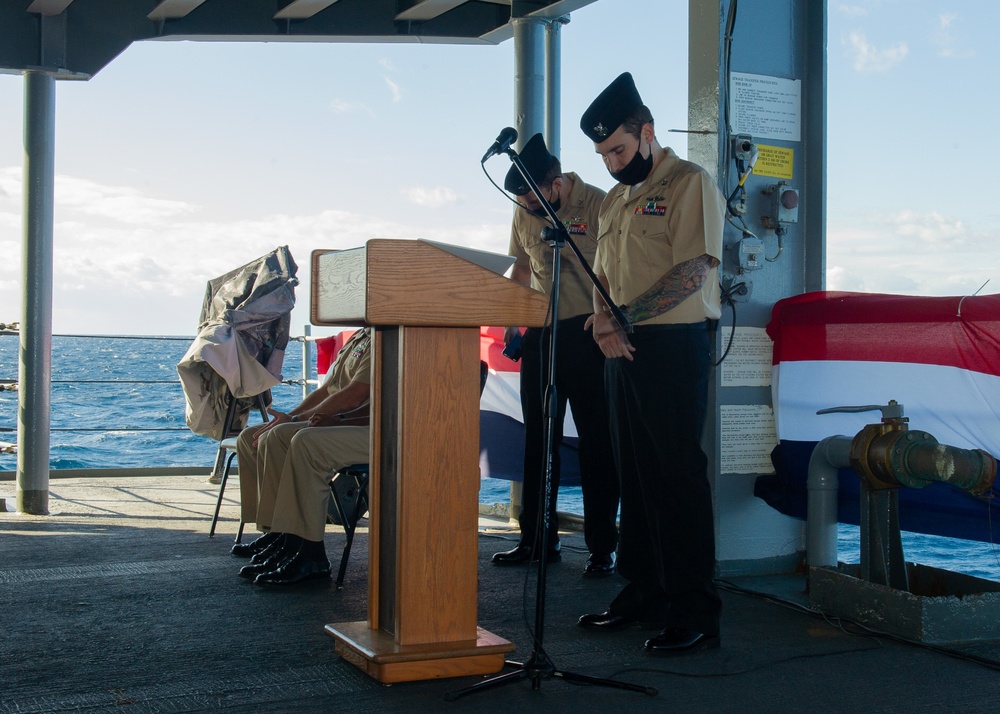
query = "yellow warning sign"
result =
(754, 144, 794, 180)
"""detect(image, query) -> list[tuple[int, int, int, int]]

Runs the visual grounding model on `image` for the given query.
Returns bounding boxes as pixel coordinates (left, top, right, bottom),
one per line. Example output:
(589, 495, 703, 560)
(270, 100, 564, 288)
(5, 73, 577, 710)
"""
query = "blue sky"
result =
(0, 0, 995, 336)
(825, 2, 996, 297)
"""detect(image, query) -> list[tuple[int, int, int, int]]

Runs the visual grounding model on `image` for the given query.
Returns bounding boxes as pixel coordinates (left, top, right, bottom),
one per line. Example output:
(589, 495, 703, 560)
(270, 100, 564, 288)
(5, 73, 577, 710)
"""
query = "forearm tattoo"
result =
(626, 256, 710, 324)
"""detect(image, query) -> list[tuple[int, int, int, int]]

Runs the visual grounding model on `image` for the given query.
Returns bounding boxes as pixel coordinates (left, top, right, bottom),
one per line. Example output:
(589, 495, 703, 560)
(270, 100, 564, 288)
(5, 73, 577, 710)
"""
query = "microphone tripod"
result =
(447, 140, 655, 702)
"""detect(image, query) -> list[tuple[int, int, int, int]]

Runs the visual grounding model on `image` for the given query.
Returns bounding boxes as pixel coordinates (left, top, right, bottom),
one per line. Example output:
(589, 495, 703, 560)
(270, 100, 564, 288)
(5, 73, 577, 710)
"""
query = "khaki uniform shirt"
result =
(595, 148, 724, 325)
(508, 172, 606, 320)
(325, 329, 372, 395)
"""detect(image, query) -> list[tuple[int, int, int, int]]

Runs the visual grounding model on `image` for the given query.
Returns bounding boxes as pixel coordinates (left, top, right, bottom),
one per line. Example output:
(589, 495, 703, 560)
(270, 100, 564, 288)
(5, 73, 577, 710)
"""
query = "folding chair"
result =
(209, 389, 269, 541)
(327, 464, 370, 589)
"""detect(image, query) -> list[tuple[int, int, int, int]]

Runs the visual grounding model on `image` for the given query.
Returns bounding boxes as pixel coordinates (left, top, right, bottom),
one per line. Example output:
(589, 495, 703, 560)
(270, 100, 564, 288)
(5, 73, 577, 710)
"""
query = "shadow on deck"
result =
(2, 474, 1000, 713)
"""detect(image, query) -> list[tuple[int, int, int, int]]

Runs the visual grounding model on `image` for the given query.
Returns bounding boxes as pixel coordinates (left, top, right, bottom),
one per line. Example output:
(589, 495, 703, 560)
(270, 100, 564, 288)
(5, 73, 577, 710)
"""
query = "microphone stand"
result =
(447, 149, 653, 701)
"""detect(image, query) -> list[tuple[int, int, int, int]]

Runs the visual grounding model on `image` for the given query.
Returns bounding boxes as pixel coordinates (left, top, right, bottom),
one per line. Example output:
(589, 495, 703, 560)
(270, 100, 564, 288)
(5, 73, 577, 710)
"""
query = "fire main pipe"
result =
(806, 401, 997, 587)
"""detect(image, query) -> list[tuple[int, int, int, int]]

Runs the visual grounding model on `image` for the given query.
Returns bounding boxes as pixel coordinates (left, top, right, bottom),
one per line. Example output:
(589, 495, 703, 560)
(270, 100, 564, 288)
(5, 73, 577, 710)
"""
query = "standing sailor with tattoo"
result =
(577, 72, 724, 657)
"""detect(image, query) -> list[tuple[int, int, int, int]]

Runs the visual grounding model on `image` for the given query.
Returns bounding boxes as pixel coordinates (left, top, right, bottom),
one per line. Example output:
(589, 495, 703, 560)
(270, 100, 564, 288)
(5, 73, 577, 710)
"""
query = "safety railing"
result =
(0, 324, 545, 522)
(0, 326, 321, 466)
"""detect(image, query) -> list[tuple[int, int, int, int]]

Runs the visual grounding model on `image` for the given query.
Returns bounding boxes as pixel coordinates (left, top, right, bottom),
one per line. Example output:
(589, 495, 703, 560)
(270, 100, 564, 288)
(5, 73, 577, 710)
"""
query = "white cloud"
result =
(825, 265, 868, 292)
(0, 166, 20, 199)
(9, 169, 996, 336)
(383, 76, 402, 103)
(0, 168, 508, 334)
(845, 30, 908, 72)
(835, 4, 868, 18)
(54, 175, 194, 224)
(329, 99, 374, 115)
(4, 170, 195, 227)
(932, 13, 973, 59)
(401, 186, 460, 207)
(826, 210, 997, 296)
(0, 205, 18, 234)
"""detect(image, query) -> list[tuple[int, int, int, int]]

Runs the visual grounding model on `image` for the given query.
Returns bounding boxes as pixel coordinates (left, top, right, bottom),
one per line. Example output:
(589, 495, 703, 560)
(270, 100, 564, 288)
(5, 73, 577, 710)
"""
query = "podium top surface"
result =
(311, 239, 551, 328)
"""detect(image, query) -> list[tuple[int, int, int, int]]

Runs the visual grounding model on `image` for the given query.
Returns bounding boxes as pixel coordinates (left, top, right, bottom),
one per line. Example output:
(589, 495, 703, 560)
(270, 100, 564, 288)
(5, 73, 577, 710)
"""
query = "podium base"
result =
(325, 621, 515, 684)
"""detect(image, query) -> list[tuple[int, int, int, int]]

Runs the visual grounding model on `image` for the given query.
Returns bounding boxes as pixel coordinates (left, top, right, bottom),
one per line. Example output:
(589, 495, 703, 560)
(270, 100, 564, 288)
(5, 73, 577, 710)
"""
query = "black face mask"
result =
(611, 139, 653, 185)
(527, 190, 561, 219)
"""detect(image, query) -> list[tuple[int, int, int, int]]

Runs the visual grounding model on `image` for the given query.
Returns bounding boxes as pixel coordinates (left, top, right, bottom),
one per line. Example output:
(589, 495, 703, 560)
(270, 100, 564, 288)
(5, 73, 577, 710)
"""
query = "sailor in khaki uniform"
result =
(576, 73, 724, 655)
(491, 133, 620, 576)
(233, 328, 371, 585)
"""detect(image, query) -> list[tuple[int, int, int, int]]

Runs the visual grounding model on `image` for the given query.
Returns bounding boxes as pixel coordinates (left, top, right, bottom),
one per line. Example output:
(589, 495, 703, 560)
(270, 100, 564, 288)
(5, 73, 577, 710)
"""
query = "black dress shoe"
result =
(491, 542, 561, 565)
(239, 544, 294, 579)
(254, 552, 332, 586)
(577, 610, 636, 631)
(583, 552, 616, 577)
(247, 535, 286, 565)
(644, 627, 720, 656)
(230, 532, 279, 558)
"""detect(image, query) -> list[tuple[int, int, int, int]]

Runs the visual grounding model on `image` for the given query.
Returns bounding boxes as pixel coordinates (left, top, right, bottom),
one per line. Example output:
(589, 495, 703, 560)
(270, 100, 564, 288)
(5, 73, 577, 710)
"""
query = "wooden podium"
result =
(311, 239, 550, 683)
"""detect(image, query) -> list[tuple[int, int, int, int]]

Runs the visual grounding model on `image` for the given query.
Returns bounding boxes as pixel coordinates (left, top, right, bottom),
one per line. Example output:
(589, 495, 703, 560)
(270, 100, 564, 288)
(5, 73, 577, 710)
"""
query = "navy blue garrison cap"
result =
(580, 72, 643, 142)
(504, 133, 557, 196)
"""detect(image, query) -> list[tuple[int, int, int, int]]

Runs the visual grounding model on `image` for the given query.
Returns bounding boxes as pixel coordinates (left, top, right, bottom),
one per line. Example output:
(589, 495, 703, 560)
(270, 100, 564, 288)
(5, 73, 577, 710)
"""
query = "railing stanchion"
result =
(302, 325, 312, 399)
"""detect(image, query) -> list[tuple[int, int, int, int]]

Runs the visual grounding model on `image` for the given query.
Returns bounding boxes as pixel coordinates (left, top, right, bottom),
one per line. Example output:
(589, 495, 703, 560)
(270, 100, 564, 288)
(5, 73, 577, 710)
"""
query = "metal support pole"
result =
(17, 71, 56, 515)
(511, 13, 547, 533)
(512, 17, 546, 152)
(301, 324, 312, 399)
(544, 17, 568, 157)
(687, 0, 723, 181)
(860, 487, 909, 591)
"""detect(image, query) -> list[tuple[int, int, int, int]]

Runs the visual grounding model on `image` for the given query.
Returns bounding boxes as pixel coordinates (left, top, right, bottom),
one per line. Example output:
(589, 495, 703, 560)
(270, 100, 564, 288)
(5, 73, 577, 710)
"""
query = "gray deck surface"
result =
(2, 474, 1000, 713)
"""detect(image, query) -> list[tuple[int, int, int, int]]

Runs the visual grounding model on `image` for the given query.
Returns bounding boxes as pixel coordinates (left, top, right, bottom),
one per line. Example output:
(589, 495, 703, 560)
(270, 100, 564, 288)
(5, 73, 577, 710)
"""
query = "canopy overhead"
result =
(1, 0, 597, 79)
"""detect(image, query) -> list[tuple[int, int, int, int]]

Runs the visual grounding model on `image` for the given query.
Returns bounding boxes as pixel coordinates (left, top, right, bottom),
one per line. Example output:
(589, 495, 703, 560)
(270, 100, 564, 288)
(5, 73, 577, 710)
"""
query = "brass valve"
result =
(817, 400, 996, 496)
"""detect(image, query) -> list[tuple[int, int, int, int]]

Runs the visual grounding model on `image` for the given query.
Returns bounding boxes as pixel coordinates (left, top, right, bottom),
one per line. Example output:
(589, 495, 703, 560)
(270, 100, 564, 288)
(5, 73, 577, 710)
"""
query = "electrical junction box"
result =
(739, 236, 765, 272)
(732, 134, 756, 162)
(763, 181, 799, 230)
(776, 183, 799, 224)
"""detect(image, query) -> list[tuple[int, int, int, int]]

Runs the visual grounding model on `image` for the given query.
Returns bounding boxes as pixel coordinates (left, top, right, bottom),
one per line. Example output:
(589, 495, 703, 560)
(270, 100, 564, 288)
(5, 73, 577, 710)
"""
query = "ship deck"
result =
(3, 473, 1000, 713)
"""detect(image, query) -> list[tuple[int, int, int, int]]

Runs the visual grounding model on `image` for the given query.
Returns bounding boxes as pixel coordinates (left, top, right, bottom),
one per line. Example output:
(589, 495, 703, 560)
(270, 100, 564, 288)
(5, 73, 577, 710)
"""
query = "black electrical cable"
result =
(712, 300, 738, 367)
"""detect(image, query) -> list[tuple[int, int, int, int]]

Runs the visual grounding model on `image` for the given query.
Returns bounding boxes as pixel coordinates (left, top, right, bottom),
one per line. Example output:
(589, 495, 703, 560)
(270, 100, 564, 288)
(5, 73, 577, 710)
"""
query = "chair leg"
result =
(208, 446, 227, 484)
(332, 471, 369, 589)
(209, 451, 238, 538)
(336, 524, 355, 589)
(335, 500, 365, 589)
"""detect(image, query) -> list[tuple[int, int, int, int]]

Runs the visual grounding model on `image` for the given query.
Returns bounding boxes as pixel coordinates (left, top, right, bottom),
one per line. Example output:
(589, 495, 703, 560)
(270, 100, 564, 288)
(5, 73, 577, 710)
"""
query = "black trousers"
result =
(518, 315, 620, 556)
(605, 323, 721, 637)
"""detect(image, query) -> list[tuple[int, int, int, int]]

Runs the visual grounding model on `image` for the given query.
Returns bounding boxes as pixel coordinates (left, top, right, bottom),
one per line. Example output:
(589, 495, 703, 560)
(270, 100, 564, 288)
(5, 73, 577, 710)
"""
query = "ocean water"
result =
(2, 334, 999, 581)
(0, 332, 529, 502)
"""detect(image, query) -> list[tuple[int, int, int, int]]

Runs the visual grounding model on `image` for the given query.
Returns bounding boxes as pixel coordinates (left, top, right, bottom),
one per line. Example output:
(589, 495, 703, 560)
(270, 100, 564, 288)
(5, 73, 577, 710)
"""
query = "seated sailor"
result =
(233, 327, 372, 586)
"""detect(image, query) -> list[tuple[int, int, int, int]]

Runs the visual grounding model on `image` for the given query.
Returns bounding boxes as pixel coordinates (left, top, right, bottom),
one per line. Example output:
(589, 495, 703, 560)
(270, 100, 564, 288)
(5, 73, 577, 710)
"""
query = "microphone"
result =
(481, 127, 518, 163)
